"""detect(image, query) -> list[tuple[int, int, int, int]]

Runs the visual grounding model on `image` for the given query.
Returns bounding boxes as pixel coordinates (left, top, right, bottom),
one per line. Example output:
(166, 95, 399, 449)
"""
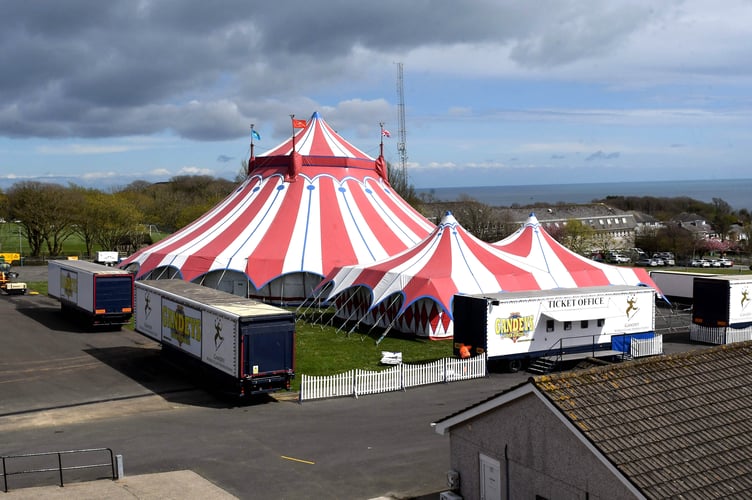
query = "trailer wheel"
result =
(508, 359, 522, 373)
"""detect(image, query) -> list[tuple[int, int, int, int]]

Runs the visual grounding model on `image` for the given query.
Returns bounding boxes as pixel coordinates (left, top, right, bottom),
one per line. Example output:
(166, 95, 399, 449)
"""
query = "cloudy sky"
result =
(1, 0, 751, 190)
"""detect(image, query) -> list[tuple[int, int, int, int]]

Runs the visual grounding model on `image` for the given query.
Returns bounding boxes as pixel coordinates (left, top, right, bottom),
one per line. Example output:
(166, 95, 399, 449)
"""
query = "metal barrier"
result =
(1, 448, 116, 492)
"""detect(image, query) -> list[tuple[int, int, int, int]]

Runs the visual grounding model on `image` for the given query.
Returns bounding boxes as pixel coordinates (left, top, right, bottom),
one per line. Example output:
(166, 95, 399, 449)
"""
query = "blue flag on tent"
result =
(251, 130, 261, 141)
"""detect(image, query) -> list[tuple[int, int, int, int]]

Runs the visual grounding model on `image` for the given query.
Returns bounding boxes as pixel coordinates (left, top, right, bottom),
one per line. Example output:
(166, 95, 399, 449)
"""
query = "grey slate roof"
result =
(534, 342, 752, 499)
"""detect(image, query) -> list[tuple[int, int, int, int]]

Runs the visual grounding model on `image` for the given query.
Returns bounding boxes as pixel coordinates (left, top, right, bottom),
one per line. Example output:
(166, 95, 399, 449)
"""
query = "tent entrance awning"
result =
(542, 307, 622, 322)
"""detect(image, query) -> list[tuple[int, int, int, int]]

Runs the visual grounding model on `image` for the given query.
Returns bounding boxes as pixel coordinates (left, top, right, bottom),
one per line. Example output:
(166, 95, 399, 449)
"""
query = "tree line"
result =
(0, 176, 236, 257)
(1, 172, 749, 261)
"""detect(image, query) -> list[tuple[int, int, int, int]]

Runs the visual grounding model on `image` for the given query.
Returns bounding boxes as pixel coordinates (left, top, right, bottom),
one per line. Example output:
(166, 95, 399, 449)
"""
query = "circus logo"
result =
(61, 271, 77, 301)
(143, 292, 152, 320)
(495, 312, 534, 342)
(214, 317, 225, 350)
(625, 294, 639, 321)
(162, 304, 201, 347)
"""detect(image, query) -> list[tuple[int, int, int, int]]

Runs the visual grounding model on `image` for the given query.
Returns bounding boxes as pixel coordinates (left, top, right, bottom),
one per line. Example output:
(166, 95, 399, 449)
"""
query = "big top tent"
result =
(492, 213, 659, 290)
(319, 212, 660, 339)
(119, 112, 434, 303)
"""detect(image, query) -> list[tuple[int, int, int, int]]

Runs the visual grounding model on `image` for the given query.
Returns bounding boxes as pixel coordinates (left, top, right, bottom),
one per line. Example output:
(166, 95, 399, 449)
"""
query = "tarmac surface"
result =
(1, 470, 238, 499)
(0, 266, 705, 499)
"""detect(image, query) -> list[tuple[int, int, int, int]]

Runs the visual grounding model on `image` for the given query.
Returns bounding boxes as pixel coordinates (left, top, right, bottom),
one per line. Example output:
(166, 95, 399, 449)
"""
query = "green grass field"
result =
(0, 222, 170, 260)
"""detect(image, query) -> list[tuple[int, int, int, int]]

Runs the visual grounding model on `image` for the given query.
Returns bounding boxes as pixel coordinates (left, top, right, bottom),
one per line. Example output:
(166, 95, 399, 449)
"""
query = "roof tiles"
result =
(534, 341, 752, 499)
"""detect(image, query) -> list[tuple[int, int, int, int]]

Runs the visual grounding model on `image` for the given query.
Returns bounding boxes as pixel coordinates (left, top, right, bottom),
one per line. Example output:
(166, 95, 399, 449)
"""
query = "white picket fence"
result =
(299, 354, 487, 402)
(690, 324, 752, 345)
(630, 334, 664, 357)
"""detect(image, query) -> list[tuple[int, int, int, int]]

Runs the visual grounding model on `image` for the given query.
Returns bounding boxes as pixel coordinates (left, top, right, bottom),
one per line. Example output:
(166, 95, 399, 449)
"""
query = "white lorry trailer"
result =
(134, 279, 295, 397)
(452, 285, 657, 371)
(649, 270, 717, 305)
(48, 260, 134, 326)
(690, 275, 752, 344)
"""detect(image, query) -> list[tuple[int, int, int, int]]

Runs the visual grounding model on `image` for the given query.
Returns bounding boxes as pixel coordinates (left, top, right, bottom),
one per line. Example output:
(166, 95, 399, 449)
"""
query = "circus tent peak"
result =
(120, 112, 433, 304)
(259, 111, 373, 160)
(249, 111, 389, 183)
(493, 211, 661, 294)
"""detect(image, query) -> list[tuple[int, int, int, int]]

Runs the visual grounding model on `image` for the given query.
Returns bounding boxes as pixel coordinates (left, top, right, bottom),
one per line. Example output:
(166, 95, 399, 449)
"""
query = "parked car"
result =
(654, 252, 675, 266)
(607, 252, 630, 264)
(691, 259, 711, 268)
(719, 258, 734, 267)
(636, 257, 660, 267)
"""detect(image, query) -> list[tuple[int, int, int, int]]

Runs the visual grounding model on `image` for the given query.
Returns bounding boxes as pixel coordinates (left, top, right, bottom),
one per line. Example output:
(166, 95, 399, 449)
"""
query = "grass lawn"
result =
(0, 221, 171, 260)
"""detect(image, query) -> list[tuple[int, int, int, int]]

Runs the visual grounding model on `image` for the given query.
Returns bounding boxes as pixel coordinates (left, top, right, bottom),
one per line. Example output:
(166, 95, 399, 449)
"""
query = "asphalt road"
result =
(0, 266, 706, 499)
(0, 289, 531, 499)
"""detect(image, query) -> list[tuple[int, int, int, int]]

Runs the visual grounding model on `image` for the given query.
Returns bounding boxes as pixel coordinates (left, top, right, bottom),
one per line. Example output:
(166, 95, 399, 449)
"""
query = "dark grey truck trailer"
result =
(134, 279, 295, 397)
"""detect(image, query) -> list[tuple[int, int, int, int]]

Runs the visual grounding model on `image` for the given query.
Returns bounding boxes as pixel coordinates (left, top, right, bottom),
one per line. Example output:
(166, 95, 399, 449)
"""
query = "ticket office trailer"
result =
(452, 285, 656, 371)
(690, 275, 752, 344)
(649, 270, 718, 305)
(134, 280, 295, 397)
(48, 260, 134, 327)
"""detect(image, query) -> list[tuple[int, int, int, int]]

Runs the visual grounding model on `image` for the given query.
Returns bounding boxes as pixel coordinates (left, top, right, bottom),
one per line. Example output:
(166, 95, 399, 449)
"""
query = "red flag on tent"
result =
(292, 118, 307, 129)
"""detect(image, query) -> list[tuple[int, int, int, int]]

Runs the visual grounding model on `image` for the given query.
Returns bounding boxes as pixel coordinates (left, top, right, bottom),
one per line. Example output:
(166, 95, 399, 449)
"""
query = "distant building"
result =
(629, 210, 664, 235)
(497, 204, 637, 249)
(672, 212, 715, 240)
(433, 342, 752, 499)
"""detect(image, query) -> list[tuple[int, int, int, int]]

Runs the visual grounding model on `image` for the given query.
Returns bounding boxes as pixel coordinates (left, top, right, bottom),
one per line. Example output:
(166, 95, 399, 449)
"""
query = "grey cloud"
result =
(586, 151, 621, 161)
(0, 1, 669, 141)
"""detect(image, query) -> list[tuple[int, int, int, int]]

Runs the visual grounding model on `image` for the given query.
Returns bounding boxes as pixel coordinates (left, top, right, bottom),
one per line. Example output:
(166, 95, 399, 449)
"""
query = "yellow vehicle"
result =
(0, 260, 27, 295)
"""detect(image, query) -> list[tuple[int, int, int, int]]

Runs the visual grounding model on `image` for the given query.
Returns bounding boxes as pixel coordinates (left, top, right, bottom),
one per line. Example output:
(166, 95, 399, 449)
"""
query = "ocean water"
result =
(417, 178, 752, 211)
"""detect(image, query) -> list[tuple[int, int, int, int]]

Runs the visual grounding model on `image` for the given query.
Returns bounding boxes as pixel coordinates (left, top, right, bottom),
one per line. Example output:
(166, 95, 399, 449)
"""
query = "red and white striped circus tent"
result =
(319, 212, 660, 339)
(120, 112, 434, 303)
(492, 213, 659, 290)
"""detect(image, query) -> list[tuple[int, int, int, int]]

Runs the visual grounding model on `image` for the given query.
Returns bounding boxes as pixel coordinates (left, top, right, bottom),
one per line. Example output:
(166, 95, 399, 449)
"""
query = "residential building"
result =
(433, 342, 752, 499)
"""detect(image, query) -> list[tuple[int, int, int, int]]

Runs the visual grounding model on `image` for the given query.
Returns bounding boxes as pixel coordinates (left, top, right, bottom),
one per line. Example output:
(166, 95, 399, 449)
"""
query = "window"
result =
(597, 318, 605, 327)
(564, 321, 572, 331)
(581, 320, 589, 329)
(546, 319, 554, 332)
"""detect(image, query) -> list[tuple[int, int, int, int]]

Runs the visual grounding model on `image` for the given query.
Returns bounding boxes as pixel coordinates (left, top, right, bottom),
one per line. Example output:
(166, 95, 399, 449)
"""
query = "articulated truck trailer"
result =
(134, 279, 295, 397)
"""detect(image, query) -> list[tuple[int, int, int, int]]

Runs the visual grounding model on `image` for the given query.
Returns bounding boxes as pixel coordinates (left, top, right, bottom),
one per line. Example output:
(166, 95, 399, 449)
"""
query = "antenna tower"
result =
(396, 62, 407, 179)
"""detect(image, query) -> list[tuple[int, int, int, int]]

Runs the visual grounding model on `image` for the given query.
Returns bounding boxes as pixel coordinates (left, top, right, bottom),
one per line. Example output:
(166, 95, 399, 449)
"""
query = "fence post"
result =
(352, 370, 358, 399)
(116, 454, 124, 479)
(57, 452, 64, 487)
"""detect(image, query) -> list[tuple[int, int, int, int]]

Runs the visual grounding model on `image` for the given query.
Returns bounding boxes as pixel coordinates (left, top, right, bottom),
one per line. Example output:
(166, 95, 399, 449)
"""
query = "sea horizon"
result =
(416, 178, 752, 212)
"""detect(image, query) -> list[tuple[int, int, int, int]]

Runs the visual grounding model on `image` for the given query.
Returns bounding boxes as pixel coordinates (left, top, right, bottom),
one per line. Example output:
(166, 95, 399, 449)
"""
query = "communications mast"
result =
(396, 62, 407, 179)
